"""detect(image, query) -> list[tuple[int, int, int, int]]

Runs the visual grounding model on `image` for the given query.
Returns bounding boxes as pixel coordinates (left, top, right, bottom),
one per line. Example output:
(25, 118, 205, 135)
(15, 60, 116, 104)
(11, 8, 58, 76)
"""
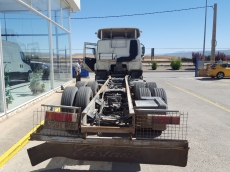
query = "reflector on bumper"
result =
(44, 111, 79, 130)
(45, 111, 78, 122)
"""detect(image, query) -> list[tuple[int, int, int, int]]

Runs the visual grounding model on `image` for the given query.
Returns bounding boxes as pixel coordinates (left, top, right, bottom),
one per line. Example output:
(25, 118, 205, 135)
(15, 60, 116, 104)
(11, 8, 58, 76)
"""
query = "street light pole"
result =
(202, 0, 207, 67)
(211, 3, 217, 63)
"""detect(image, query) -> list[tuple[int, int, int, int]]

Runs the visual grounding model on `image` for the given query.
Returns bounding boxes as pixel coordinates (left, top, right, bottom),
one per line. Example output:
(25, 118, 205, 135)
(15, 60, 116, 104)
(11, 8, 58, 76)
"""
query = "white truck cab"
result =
(83, 28, 145, 79)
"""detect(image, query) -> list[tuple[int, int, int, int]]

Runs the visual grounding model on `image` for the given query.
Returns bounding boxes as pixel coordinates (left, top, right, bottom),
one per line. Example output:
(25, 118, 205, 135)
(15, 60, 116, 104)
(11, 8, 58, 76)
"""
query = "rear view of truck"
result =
(27, 28, 189, 167)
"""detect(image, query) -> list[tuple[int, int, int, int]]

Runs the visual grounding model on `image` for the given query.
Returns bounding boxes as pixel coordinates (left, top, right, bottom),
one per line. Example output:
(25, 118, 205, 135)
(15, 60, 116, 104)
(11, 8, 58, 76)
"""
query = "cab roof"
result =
(97, 28, 141, 39)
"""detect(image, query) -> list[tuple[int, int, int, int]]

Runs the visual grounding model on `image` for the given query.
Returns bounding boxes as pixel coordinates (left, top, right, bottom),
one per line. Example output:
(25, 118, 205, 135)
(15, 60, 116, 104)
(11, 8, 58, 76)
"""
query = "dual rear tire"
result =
(133, 81, 167, 104)
(61, 81, 98, 112)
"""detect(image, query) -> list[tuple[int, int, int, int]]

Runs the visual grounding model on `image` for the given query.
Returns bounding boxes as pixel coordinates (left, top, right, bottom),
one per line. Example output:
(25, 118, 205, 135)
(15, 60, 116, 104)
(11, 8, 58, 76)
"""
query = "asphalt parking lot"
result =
(1, 71, 230, 172)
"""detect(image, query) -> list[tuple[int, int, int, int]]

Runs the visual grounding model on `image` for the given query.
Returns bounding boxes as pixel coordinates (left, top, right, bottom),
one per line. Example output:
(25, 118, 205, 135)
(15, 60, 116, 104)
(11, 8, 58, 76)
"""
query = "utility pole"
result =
(211, 3, 217, 63)
(202, 0, 207, 67)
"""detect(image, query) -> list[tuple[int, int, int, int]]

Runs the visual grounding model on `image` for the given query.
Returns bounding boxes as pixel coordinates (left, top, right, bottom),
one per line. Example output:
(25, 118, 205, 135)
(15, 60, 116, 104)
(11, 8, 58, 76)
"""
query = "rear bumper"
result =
(28, 137, 189, 167)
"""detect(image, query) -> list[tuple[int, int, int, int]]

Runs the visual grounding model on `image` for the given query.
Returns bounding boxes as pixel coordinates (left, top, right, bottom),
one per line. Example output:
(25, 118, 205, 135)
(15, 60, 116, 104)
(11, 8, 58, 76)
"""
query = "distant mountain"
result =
(72, 53, 83, 56)
(157, 49, 230, 58)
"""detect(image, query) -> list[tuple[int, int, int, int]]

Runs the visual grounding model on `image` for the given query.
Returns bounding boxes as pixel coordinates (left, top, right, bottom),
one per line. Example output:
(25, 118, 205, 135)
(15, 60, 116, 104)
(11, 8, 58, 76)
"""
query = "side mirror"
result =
(92, 48, 96, 55)
(141, 46, 145, 57)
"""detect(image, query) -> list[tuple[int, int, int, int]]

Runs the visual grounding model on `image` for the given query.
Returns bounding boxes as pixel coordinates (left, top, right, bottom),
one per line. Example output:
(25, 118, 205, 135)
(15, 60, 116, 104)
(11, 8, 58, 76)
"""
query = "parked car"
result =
(30, 61, 50, 80)
(207, 63, 230, 79)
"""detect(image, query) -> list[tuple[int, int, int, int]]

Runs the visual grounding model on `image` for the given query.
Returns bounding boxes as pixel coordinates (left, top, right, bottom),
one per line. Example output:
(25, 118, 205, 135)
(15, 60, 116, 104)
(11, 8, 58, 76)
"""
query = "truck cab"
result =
(84, 28, 145, 79)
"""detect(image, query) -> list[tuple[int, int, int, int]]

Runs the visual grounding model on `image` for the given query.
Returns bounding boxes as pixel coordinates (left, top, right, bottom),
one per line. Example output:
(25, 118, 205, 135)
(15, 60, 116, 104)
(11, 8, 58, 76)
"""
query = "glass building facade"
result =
(0, 0, 80, 116)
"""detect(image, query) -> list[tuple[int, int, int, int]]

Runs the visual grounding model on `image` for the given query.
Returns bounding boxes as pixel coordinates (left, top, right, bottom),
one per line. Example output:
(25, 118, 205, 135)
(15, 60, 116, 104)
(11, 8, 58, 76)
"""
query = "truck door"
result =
(83, 42, 97, 72)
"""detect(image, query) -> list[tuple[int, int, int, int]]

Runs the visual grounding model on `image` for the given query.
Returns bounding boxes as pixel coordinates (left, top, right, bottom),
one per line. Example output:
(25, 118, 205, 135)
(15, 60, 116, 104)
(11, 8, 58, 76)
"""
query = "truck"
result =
(27, 28, 189, 167)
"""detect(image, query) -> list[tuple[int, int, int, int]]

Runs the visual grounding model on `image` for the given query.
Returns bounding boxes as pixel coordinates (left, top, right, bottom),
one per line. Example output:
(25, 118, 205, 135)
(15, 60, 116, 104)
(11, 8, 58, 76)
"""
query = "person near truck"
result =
(74, 59, 81, 81)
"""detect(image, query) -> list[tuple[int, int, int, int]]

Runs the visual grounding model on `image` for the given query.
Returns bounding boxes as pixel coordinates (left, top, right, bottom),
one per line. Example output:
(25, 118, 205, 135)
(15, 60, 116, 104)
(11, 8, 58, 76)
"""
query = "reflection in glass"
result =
(52, 24, 71, 88)
(0, 26, 4, 115)
(62, 7, 69, 30)
(51, 0, 61, 25)
(61, 1, 69, 30)
(0, 0, 51, 110)
(22, 0, 31, 5)
(32, 0, 48, 17)
(0, 0, 71, 112)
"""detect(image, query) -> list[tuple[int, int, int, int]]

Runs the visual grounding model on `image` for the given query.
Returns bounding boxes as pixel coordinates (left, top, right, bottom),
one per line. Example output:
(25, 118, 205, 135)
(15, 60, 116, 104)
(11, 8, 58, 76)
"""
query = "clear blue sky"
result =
(70, 0, 230, 55)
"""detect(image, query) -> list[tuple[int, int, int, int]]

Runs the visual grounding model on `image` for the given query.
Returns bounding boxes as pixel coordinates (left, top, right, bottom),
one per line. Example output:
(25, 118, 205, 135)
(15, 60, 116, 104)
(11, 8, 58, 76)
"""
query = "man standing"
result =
(74, 59, 81, 82)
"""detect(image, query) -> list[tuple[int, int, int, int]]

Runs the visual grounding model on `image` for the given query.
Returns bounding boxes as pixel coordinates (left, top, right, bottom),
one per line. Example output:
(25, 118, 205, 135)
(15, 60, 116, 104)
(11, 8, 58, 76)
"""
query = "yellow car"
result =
(207, 63, 230, 79)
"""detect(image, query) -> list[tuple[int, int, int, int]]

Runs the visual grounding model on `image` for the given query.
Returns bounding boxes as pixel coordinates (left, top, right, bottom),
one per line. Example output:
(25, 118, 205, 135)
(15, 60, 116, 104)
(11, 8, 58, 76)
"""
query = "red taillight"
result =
(211, 68, 216, 70)
(45, 111, 77, 122)
(151, 115, 180, 125)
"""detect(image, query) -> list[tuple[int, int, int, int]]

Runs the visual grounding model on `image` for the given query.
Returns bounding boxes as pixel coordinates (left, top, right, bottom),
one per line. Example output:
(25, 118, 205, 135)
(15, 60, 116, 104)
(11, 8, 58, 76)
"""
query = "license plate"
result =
(44, 121, 78, 130)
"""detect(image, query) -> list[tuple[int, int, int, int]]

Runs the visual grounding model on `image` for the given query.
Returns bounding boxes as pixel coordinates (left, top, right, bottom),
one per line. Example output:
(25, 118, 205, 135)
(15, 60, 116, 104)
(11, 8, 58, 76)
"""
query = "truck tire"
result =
(137, 88, 151, 100)
(147, 82, 157, 96)
(75, 87, 93, 112)
(134, 82, 145, 100)
(75, 81, 87, 88)
(147, 82, 157, 88)
(61, 86, 78, 112)
(87, 81, 98, 96)
(151, 88, 167, 104)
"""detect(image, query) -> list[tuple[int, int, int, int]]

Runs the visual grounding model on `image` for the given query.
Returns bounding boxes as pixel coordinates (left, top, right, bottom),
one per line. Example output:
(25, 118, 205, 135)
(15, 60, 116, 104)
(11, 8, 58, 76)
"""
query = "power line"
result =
(71, 6, 213, 20)
(0, 6, 213, 20)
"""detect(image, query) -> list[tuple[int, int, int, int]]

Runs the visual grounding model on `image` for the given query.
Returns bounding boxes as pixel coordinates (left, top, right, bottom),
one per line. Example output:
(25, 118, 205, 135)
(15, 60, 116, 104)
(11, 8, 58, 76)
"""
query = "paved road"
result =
(1, 72, 230, 172)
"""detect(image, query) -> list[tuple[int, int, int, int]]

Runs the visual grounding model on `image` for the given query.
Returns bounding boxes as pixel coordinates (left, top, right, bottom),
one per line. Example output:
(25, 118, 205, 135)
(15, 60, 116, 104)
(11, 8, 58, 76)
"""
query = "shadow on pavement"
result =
(166, 68, 195, 71)
(31, 158, 141, 172)
(183, 68, 195, 70)
(196, 78, 216, 81)
(197, 77, 230, 81)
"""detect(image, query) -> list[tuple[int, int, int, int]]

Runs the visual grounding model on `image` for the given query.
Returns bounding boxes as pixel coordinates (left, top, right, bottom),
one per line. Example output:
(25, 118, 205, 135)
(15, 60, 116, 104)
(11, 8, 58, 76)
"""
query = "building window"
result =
(52, 24, 71, 88)
(0, 0, 72, 113)
(51, 0, 61, 26)
(0, 0, 50, 110)
(61, 0, 70, 30)
(32, 0, 48, 17)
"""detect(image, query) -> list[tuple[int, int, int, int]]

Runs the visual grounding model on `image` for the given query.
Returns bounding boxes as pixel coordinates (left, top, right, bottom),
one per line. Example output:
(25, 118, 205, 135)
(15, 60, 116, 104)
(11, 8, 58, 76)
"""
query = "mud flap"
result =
(28, 140, 189, 167)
